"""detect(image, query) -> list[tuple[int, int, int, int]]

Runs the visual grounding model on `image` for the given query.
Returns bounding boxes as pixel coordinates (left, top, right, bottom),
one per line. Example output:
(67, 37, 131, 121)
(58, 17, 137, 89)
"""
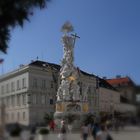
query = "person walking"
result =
(91, 123, 100, 140)
(95, 124, 113, 140)
(81, 122, 90, 140)
(58, 119, 67, 140)
(67, 124, 72, 133)
(49, 120, 56, 132)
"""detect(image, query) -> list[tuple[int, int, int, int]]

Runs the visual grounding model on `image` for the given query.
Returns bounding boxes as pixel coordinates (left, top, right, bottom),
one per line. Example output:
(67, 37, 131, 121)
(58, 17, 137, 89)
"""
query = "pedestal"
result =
(54, 101, 89, 129)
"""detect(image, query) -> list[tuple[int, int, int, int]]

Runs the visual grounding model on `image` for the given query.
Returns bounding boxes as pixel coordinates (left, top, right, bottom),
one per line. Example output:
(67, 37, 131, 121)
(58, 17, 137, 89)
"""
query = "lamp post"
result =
(110, 102, 114, 120)
(0, 102, 5, 139)
(95, 76, 100, 122)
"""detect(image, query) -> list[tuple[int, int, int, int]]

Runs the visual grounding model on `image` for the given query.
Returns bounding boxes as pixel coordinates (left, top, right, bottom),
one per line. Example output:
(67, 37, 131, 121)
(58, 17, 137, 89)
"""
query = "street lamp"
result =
(95, 76, 100, 122)
(0, 102, 6, 139)
(110, 102, 114, 120)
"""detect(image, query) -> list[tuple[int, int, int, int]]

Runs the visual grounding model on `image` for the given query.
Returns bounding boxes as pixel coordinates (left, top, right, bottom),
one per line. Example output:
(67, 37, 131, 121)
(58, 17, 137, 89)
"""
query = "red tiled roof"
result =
(106, 77, 133, 85)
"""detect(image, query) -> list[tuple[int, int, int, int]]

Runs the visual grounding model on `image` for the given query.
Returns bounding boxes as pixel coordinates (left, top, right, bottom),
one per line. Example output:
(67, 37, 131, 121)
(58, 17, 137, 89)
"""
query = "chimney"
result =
(19, 64, 24, 68)
(116, 75, 121, 78)
(103, 76, 107, 79)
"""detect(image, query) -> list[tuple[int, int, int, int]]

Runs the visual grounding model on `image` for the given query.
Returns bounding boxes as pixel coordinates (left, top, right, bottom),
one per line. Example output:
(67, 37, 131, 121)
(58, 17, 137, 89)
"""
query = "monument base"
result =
(54, 101, 89, 130)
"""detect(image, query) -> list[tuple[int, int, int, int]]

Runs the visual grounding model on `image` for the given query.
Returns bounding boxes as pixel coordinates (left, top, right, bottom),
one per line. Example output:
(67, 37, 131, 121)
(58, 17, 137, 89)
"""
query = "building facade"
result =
(1, 61, 133, 126)
(106, 76, 137, 117)
(106, 76, 136, 104)
(78, 71, 98, 115)
(0, 60, 98, 126)
(0, 61, 59, 126)
(97, 78, 120, 118)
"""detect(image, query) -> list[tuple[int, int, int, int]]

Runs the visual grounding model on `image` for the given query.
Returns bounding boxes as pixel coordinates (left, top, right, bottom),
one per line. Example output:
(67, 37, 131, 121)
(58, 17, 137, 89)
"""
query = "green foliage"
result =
(10, 127, 22, 137)
(85, 113, 95, 124)
(66, 114, 76, 124)
(0, 0, 50, 53)
(39, 128, 49, 135)
(44, 113, 53, 125)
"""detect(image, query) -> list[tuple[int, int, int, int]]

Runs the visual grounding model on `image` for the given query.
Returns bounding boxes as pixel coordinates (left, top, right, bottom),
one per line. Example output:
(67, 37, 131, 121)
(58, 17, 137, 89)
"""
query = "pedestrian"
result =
(91, 123, 100, 140)
(29, 125, 36, 140)
(81, 122, 90, 140)
(96, 124, 113, 140)
(67, 124, 72, 133)
(58, 120, 67, 140)
(49, 120, 55, 131)
(114, 119, 120, 132)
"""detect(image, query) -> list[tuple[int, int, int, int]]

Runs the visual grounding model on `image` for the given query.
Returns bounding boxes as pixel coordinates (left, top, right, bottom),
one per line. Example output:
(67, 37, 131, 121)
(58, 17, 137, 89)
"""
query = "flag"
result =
(0, 58, 4, 64)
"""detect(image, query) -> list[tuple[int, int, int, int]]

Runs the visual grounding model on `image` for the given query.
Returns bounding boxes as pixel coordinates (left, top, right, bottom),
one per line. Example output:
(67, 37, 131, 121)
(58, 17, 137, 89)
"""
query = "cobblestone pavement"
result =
(111, 126, 140, 140)
(6, 125, 140, 140)
(33, 126, 140, 140)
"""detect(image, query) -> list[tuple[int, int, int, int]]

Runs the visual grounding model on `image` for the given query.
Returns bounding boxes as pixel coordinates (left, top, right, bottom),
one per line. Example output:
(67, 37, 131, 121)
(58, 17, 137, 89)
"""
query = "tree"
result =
(84, 113, 95, 124)
(44, 113, 53, 126)
(0, 0, 50, 54)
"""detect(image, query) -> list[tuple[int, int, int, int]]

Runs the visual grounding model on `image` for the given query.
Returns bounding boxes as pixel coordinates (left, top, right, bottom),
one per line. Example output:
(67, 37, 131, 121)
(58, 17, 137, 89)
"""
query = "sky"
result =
(1, 0, 140, 85)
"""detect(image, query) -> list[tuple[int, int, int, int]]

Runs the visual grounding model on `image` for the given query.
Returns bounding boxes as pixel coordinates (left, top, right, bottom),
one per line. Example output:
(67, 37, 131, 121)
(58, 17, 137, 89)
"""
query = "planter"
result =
(10, 136, 20, 140)
(38, 128, 49, 140)
(9, 124, 21, 140)
(38, 134, 48, 140)
(68, 124, 73, 133)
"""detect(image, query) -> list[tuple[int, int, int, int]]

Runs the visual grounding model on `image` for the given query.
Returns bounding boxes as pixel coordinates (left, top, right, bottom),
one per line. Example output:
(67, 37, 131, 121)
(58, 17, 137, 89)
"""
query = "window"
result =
(1, 85, 4, 94)
(42, 79, 46, 89)
(50, 81, 53, 88)
(22, 94, 26, 105)
(23, 112, 26, 120)
(6, 113, 9, 121)
(17, 112, 20, 121)
(17, 80, 21, 90)
(3, 98, 7, 105)
(17, 94, 20, 106)
(45, 96, 48, 104)
(11, 112, 14, 120)
(41, 95, 45, 104)
(11, 82, 15, 92)
(11, 95, 15, 106)
(1, 98, 4, 105)
(94, 97, 98, 106)
(50, 99, 53, 105)
(22, 78, 26, 89)
(88, 86, 91, 93)
(7, 97, 10, 107)
(33, 78, 37, 88)
(136, 94, 140, 102)
(32, 94, 37, 104)
(124, 91, 127, 98)
(6, 83, 9, 93)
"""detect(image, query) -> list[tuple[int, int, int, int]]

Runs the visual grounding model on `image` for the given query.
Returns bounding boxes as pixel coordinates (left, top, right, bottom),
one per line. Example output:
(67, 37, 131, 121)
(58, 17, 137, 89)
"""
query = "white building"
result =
(1, 60, 133, 126)
(99, 84, 120, 114)
(0, 60, 98, 126)
(0, 61, 59, 126)
(78, 71, 98, 115)
(97, 78, 137, 119)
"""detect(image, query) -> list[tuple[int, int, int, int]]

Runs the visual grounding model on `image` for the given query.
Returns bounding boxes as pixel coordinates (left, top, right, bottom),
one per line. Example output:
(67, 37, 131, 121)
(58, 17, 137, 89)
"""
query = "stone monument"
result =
(54, 22, 89, 128)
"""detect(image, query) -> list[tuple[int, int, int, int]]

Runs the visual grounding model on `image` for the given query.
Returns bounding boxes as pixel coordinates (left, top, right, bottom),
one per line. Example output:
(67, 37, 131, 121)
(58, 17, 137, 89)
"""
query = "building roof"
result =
(80, 70, 96, 77)
(0, 60, 115, 91)
(106, 77, 135, 87)
(99, 78, 117, 91)
(29, 60, 61, 71)
(29, 60, 116, 90)
(29, 60, 97, 77)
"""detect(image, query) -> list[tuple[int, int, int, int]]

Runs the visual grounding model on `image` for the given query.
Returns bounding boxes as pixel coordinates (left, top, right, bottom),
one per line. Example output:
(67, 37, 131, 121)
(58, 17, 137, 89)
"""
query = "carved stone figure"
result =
(55, 22, 89, 129)
(82, 86, 89, 101)
(56, 22, 81, 102)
